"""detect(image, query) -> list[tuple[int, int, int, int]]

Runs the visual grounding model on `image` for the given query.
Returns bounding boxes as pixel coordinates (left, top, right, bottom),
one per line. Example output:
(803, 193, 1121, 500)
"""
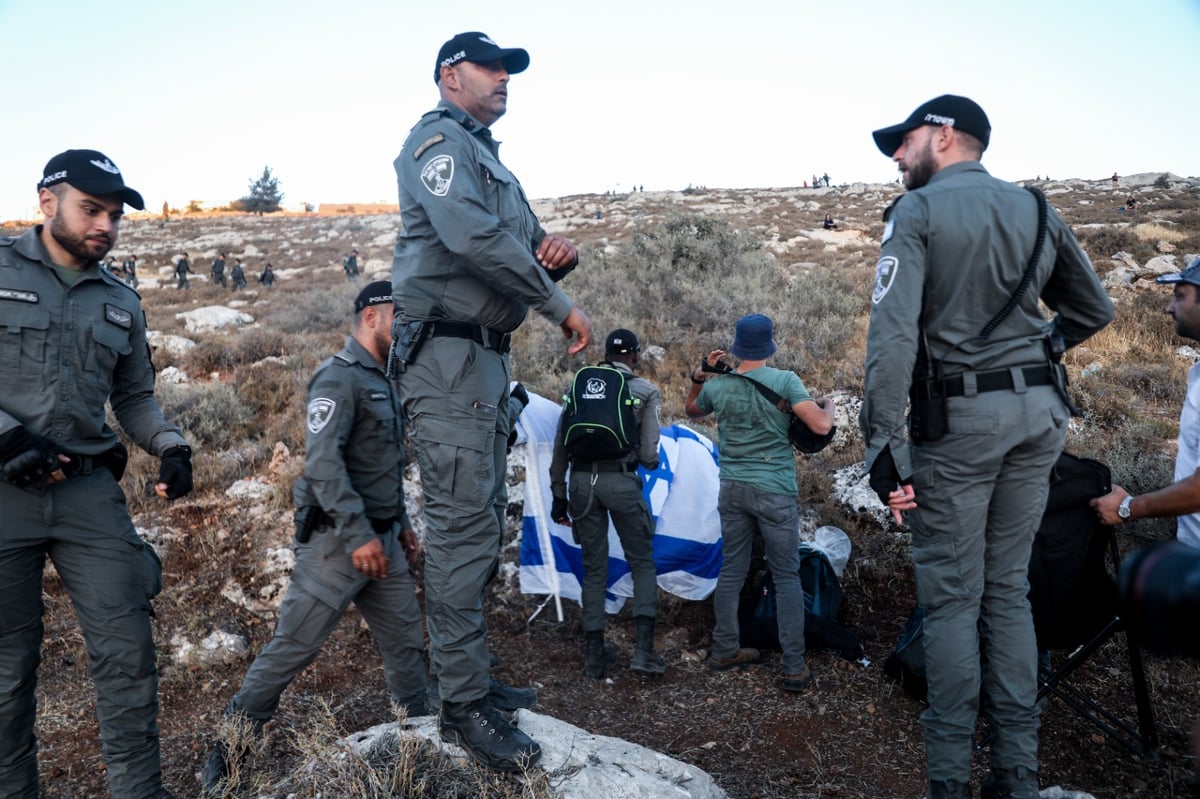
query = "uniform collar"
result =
(15, 226, 102, 275)
(342, 335, 386, 372)
(436, 100, 495, 140)
(928, 160, 989, 185)
(603, 360, 634, 376)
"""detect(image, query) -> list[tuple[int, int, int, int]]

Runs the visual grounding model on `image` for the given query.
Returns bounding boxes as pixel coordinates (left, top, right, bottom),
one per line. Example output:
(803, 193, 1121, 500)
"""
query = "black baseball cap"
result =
(39, 149, 145, 210)
(872, 95, 991, 157)
(354, 281, 393, 313)
(1157, 257, 1200, 288)
(605, 328, 640, 355)
(434, 32, 529, 82)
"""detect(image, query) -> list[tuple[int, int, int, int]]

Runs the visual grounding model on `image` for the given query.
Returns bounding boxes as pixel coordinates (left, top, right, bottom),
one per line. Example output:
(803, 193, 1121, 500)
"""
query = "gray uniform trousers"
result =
(400, 336, 509, 706)
(568, 467, 658, 633)
(0, 470, 163, 799)
(907, 384, 1068, 782)
(231, 524, 427, 719)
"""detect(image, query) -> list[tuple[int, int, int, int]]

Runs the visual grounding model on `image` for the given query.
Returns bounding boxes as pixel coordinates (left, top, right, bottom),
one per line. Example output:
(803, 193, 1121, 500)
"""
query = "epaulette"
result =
(99, 266, 139, 295)
(0, 236, 16, 247)
(882, 195, 905, 223)
(332, 352, 354, 365)
(412, 133, 445, 161)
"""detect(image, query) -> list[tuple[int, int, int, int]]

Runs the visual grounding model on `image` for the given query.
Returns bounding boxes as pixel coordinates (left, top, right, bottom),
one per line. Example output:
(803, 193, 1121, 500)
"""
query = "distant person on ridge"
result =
(343, 247, 360, 281)
(174, 251, 191, 289)
(823, 213, 838, 230)
(230, 257, 246, 291)
(211, 251, 226, 287)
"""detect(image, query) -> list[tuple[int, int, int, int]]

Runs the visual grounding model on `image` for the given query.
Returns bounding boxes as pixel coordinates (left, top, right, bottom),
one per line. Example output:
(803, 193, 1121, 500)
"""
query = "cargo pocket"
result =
(410, 413, 493, 513)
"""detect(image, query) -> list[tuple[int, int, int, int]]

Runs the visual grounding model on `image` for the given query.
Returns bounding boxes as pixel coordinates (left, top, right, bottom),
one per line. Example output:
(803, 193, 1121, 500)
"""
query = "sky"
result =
(0, 0, 1198, 222)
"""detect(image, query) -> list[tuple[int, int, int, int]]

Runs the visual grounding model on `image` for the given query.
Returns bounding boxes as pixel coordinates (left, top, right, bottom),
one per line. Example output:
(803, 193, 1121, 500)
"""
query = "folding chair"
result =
(1027, 452, 1160, 759)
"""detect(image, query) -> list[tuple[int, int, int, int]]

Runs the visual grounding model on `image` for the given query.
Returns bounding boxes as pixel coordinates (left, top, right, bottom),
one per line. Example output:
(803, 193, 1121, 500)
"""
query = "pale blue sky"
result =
(0, 0, 1197, 221)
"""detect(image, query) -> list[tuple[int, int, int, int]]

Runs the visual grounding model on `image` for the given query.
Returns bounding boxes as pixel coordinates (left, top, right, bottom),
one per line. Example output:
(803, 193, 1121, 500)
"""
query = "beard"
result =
(901, 137, 937, 190)
(49, 214, 113, 263)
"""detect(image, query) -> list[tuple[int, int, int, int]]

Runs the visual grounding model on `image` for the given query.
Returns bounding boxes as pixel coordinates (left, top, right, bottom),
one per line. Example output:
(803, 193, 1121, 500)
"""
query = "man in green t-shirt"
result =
(685, 314, 834, 692)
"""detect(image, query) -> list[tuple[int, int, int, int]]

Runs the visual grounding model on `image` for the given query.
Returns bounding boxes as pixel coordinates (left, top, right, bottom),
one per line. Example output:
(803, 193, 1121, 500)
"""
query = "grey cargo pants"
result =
(231, 523, 427, 720)
(0, 469, 163, 799)
(906, 383, 1068, 783)
(400, 335, 510, 706)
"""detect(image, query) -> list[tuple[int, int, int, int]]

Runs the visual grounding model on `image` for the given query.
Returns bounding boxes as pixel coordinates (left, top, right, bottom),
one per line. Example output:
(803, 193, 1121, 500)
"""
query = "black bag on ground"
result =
(561, 364, 640, 462)
(737, 543, 863, 660)
(883, 606, 928, 700)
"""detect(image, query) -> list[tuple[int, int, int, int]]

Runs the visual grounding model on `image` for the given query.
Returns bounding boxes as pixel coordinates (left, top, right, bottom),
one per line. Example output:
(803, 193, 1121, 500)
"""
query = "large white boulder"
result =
(175, 305, 255, 333)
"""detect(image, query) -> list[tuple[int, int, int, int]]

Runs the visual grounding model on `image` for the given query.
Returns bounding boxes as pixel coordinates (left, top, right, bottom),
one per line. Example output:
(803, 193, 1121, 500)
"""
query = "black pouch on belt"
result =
(909, 375, 947, 445)
(102, 442, 129, 481)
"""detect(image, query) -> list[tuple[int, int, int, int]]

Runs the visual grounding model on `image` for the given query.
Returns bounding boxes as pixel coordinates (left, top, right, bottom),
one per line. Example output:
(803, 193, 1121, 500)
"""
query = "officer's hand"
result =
(536, 233, 578, 270)
(352, 537, 388, 579)
(509, 382, 530, 411)
(400, 527, 423, 571)
(155, 445, 193, 499)
(551, 497, 571, 527)
(0, 426, 67, 488)
(560, 307, 592, 355)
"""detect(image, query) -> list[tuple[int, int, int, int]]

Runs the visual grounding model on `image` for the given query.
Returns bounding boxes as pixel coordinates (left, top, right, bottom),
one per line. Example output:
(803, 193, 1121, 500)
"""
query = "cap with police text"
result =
(605, 328, 640, 355)
(434, 31, 529, 82)
(39, 149, 145, 210)
(354, 281, 393, 313)
(1157, 257, 1200, 289)
(871, 95, 991, 157)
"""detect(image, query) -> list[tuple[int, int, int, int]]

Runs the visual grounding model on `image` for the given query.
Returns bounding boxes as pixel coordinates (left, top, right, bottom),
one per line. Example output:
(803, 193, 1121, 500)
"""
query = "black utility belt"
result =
(311, 509, 395, 535)
(61, 444, 128, 480)
(929, 365, 1055, 399)
(572, 460, 635, 473)
(427, 321, 511, 354)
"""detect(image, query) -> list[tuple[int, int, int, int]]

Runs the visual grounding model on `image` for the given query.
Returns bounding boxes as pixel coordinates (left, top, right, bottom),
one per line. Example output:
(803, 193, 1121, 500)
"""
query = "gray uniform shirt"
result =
(0, 227, 186, 456)
(860, 161, 1114, 479)
(294, 336, 412, 555)
(549, 360, 662, 499)
(391, 100, 574, 331)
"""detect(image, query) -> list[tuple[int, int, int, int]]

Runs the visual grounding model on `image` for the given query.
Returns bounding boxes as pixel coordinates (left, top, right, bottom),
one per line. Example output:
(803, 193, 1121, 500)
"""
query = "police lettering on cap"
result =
(871, 95, 991, 157)
(354, 281, 393, 313)
(1156, 257, 1200, 289)
(434, 31, 530, 82)
(39, 149, 145, 210)
(605, 328, 640, 355)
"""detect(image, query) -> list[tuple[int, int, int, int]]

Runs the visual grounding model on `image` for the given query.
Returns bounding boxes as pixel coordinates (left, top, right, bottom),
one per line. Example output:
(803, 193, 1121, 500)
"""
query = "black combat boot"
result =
(980, 766, 1039, 799)
(583, 630, 616, 679)
(440, 698, 542, 772)
(428, 675, 536, 714)
(629, 615, 666, 675)
(928, 779, 972, 799)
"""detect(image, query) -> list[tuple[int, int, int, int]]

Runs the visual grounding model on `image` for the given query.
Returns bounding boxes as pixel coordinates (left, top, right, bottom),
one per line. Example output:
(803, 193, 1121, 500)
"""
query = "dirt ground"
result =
(30, 496, 1200, 799)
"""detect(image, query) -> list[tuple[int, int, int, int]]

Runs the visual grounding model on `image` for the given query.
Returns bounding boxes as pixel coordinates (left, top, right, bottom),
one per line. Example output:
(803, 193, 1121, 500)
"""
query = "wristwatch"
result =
(1117, 495, 1134, 521)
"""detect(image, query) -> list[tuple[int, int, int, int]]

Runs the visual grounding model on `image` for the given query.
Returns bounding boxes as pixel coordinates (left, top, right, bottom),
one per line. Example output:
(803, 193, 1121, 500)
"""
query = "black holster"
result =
(1045, 335, 1082, 416)
(387, 320, 428, 377)
(909, 367, 947, 445)
(103, 442, 129, 481)
(294, 506, 321, 543)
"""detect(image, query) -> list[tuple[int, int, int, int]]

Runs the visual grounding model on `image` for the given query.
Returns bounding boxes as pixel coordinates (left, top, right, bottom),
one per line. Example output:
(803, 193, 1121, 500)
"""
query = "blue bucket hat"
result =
(730, 314, 777, 360)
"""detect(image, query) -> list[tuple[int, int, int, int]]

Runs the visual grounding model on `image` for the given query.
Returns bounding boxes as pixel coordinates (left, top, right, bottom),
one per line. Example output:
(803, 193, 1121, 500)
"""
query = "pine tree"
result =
(240, 166, 284, 214)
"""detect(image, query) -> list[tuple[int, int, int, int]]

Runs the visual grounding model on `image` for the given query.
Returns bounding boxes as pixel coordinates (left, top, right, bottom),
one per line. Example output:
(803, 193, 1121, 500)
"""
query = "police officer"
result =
(201, 281, 426, 796)
(174, 250, 190, 289)
(861, 96, 1114, 799)
(0, 149, 193, 799)
(391, 31, 592, 772)
(210, 251, 226, 287)
(549, 329, 664, 678)
(122, 253, 139, 288)
(229, 257, 246, 291)
(343, 248, 360, 281)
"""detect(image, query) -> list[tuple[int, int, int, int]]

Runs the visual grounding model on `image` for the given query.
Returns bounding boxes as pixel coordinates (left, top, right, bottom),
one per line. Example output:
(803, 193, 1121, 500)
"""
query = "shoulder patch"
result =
(307, 398, 337, 434)
(872, 256, 899, 305)
(412, 133, 445, 161)
(420, 154, 455, 197)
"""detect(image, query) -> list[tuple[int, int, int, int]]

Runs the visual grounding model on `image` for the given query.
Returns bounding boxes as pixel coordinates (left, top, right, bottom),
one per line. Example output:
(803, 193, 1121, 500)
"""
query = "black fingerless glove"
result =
(157, 445, 194, 499)
(509, 382, 530, 411)
(0, 426, 61, 488)
(551, 497, 571, 525)
(868, 447, 901, 506)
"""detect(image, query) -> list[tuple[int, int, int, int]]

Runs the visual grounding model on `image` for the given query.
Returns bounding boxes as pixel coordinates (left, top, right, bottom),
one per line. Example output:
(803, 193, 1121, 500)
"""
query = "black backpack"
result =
(561, 364, 640, 462)
(738, 544, 863, 660)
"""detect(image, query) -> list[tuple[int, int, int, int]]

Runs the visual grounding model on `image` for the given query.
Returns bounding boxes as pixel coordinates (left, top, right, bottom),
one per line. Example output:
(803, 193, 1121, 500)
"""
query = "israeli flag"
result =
(517, 390, 723, 614)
